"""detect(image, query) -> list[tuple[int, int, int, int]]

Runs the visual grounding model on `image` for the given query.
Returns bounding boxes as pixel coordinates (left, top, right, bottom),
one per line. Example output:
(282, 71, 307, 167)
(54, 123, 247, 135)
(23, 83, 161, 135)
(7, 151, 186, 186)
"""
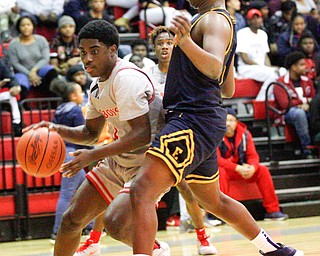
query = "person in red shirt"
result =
(217, 108, 288, 220)
(274, 51, 316, 158)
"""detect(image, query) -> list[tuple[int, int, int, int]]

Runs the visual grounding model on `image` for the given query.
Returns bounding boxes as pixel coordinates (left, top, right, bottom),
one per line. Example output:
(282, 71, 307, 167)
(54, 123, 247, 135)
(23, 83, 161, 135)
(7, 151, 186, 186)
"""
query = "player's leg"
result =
(54, 179, 108, 256)
(105, 185, 170, 255)
(188, 181, 303, 255)
(130, 154, 176, 255)
(177, 180, 217, 255)
(74, 213, 105, 256)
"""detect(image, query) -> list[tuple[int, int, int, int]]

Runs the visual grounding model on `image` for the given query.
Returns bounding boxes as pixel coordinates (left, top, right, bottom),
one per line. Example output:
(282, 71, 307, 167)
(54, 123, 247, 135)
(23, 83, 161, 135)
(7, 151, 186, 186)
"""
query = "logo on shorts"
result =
(159, 129, 194, 170)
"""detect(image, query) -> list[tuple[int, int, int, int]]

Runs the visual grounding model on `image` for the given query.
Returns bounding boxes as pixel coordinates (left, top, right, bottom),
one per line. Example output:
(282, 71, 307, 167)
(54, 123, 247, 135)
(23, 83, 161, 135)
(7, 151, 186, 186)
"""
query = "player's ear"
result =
(110, 44, 118, 54)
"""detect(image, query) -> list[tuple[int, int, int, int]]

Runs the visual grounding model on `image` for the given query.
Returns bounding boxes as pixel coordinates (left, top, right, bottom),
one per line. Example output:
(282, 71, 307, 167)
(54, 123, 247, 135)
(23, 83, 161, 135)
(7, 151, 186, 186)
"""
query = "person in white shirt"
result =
(236, 9, 280, 100)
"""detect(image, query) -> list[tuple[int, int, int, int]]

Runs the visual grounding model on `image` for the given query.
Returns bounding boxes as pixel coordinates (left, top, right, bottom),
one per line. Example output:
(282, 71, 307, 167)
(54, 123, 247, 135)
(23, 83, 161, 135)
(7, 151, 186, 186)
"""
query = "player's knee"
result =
(60, 208, 85, 232)
(104, 213, 127, 241)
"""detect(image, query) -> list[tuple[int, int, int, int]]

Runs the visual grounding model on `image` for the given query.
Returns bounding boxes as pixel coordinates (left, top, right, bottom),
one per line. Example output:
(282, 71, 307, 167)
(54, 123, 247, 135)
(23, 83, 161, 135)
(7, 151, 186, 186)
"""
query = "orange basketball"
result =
(16, 127, 66, 177)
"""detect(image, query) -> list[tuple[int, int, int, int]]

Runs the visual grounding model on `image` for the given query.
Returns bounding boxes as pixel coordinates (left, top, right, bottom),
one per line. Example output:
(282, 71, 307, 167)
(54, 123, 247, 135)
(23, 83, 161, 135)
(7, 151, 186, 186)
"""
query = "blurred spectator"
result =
(139, 0, 192, 27)
(129, 54, 145, 69)
(123, 39, 155, 70)
(76, 0, 112, 34)
(16, 0, 64, 28)
(108, 0, 140, 32)
(0, 58, 22, 136)
(49, 81, 93, 242)
(306, 9, 320, 46)
(274, 51, 315, 158)
(65, 64, 92, 104)
(297, 33, 320, 86)
(218, 108, 288, 221)
(309, 90, 320, 144)
(277, 13, 312, 66)
(226, 0, 246, 32)
(267, 0, 297, 65)
(236, 9, 279, 100)
(50, 16, 81, 76)
(292, 0, 316, 14)
(63, 0, 90, 21)
(8, 16, 58, 99)
(247, 0, 270, 31)
(0, 1, 20, 37)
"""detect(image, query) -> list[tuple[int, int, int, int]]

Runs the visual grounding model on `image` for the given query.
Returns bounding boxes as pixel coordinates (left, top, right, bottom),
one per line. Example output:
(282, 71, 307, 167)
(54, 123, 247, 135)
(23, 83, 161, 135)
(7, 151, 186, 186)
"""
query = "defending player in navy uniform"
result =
(130, 0, 304, 255)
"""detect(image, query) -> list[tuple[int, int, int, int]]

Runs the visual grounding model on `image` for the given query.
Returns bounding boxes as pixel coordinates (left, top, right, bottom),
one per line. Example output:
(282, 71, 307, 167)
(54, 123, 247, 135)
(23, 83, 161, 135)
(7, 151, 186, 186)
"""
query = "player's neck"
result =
(158, 62, 169, 74)
(198, 1, 225, 13)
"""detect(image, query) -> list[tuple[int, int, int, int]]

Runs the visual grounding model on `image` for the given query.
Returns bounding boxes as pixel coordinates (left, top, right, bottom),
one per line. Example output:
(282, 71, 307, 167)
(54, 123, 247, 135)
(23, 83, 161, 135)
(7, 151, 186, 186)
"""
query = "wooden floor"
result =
(1, 216, 319, 256)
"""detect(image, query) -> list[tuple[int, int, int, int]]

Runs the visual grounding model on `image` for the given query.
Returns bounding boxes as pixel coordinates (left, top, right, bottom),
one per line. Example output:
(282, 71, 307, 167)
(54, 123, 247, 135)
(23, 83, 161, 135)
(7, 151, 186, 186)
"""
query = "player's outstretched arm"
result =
(22, 115, 106, 146)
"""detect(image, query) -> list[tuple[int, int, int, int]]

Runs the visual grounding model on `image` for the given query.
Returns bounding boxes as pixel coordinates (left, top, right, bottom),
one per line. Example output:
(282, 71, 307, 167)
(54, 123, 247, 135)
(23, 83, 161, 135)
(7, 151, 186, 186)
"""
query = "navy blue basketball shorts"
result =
(147, 111, 226, 186)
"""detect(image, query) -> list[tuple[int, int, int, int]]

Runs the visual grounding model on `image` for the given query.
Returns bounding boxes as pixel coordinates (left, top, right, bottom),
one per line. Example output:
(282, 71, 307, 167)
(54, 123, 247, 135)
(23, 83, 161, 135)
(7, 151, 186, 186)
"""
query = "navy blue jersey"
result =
(163, 8, 236, 114)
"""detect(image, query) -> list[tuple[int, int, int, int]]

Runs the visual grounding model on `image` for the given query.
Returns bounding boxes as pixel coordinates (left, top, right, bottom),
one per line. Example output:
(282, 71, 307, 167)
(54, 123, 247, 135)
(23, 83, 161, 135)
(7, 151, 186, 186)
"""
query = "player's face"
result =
(60, 24, 75, 37)
(79, 38, 117, 80)
(154, 32, 174, 64)
(225, 114, 237, 137)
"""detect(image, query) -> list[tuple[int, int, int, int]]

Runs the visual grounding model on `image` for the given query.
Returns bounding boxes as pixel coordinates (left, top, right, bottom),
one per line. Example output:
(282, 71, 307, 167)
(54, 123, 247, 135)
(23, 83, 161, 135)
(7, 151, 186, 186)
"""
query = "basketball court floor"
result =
(1, 216, 319, 255)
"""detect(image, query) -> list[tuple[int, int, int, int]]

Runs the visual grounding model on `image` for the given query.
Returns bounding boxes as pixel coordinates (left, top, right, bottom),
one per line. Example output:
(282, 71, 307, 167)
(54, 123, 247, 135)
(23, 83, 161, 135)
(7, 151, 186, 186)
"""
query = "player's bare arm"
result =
(171, 12, 232, 80)
(60, 113, 151, 177)
(23, 115, 106, 146)
(221, 56, 235, 98)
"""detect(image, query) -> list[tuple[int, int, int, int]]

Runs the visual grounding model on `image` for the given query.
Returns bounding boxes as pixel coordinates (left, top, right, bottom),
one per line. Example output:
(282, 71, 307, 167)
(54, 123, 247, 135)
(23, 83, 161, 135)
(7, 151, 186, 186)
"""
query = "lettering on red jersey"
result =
(99, 107, 119, 119)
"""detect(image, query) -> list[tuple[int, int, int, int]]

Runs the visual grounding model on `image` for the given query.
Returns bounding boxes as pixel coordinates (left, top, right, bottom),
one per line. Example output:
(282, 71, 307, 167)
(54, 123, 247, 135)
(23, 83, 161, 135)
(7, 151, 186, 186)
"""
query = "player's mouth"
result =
(161, 51, 169, 58)
(85, 66, 94, 73)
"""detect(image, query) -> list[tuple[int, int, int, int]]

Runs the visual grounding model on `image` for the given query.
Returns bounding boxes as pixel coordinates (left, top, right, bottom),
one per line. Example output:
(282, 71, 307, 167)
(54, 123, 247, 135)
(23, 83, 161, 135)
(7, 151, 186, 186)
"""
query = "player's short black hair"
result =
(78, 20, 119, 48)
(284, 51, 306, 69)
(16, 16, 36, 34)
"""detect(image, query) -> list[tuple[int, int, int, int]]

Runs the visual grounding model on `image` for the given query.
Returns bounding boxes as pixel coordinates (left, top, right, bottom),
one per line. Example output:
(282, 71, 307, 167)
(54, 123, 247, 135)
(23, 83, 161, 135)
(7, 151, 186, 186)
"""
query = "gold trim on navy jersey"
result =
(185, 170, 220, 184)
(146, 129, 195, 186)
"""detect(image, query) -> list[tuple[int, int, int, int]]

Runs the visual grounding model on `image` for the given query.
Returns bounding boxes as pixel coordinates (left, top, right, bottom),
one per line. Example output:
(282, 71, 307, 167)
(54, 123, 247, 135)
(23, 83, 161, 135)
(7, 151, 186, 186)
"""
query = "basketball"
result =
(16, 127, 66, 178)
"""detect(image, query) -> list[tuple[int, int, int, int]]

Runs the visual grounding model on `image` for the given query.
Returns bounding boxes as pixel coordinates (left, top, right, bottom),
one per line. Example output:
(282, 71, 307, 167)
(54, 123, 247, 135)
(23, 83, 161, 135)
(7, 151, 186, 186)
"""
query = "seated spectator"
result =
(50, 15, 81, 76)
(0, 1, 20, 37)
(310, 90, 320, 144)
(129, 54, 145, 70)
(277, 13, 312, 66)
(247, 0, 270, 31)
(108, 0, 140, 32)
(8, 16, 58, 99)
(0, 58, 22, 136)
(274, 51, 316, 158)
(139, 0, 192, 27)
(217, 108, 288, 221)
(123, 39, 155, 70)
(267, 0, 297, 65)
(76, 0, 113, 34)
(297, 33, 320, 86)
(226, 0, 246, 32)
(292, 0, 316, 14)
(65, 64, 92, 104)
(306, 8, 320, 46)
(62, 0, 90, 22)
(16, 0, 64, 28)
(236, 9, 279, 100)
